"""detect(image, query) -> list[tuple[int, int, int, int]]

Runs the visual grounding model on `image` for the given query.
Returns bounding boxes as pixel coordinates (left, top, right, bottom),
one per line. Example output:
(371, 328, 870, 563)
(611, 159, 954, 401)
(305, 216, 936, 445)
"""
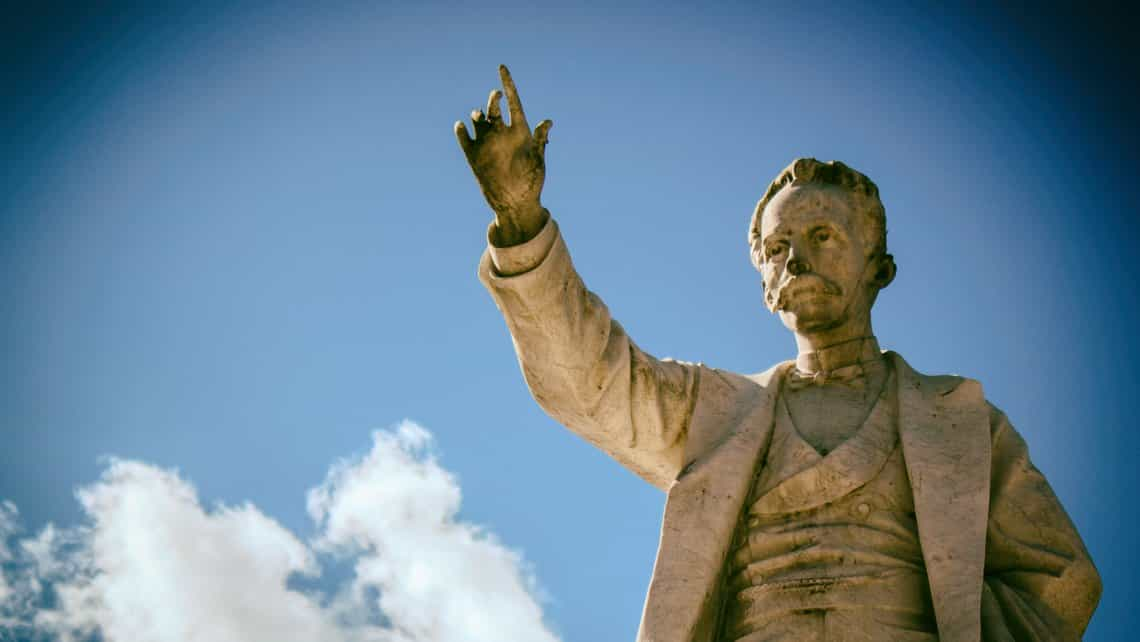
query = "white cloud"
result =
(0, 501, 17, 609)
(0, 421, 559, 642)
(308, 422, 557, 642)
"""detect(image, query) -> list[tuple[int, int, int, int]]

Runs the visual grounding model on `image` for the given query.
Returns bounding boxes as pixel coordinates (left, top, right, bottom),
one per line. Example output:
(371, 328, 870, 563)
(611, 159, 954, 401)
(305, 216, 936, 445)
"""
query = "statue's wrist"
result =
(492, 204, 548, 247)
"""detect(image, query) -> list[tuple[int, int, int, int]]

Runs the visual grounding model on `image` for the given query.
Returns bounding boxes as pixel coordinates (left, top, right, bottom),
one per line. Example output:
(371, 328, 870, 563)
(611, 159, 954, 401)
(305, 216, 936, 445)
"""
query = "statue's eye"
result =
(767, 245, 784, 257)
(813, 230, 831, 244)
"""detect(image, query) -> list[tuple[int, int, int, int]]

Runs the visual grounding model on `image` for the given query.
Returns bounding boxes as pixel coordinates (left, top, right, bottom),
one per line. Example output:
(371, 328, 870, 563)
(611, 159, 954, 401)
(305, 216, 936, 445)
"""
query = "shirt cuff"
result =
(487, 216, 558, 276)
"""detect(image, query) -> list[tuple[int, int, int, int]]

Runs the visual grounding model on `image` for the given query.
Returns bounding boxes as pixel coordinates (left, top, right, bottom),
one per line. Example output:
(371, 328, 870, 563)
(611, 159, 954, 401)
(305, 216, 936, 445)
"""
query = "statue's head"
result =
(748, 158, 896, 336)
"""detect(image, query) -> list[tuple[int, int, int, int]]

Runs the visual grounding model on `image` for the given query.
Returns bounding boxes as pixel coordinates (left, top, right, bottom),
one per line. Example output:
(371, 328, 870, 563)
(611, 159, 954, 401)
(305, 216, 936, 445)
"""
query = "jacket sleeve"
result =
(478, 218, 701, 490)
(981, 404, 1102, 641)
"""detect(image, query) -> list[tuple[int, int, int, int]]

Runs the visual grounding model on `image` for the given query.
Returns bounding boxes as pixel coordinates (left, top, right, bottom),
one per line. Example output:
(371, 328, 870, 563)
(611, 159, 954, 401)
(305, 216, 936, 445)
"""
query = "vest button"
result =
(857, 502, 871, 515)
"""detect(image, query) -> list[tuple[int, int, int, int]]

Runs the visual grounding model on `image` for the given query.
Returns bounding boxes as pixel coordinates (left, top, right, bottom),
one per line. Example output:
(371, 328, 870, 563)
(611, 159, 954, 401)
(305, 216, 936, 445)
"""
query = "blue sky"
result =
(2, 2, 1138, 640)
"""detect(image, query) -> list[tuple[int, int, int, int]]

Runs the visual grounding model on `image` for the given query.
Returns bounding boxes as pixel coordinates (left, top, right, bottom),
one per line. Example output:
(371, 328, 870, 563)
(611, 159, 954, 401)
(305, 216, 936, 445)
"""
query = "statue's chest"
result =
(782, 366, 888, 455)
(752, 372, 904, 515)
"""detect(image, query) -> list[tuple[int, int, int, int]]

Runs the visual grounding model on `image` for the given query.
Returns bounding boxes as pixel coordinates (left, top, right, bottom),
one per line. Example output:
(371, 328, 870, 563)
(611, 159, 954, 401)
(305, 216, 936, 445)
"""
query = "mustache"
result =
(766, 274, 843, 310)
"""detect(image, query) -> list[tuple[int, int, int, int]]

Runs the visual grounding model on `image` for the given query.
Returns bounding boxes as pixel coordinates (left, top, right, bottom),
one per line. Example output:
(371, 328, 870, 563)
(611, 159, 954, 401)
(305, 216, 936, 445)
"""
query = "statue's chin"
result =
(778, 302, 845, 334)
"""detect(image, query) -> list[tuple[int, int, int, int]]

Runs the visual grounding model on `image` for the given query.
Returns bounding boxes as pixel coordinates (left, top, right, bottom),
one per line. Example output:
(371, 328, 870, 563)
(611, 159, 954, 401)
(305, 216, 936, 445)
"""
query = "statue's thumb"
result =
(534, 120, 553, 153)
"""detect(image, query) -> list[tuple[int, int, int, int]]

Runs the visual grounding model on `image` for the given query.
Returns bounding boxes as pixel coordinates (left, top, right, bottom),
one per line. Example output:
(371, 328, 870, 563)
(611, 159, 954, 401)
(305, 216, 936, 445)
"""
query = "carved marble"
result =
(456, 66, 1100, 642)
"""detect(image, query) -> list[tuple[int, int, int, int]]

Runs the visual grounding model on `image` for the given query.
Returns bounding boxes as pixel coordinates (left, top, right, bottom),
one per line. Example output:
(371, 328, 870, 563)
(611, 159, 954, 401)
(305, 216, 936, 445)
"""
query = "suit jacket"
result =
(479, 221, 1100, 642)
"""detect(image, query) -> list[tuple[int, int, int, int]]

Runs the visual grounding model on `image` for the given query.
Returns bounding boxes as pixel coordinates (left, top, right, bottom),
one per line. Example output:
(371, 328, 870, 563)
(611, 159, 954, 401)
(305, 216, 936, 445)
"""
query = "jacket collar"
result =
(891, 352, 990, 642)
(638, 362, 787, 642)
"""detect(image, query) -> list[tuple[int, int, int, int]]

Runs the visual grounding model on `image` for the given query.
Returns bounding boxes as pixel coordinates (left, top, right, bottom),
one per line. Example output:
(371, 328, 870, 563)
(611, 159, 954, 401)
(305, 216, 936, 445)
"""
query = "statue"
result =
(455, 66, 1101, 642)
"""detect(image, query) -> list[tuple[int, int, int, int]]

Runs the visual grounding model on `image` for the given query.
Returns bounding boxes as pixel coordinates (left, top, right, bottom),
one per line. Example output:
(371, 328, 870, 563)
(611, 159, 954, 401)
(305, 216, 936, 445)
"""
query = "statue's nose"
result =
(786, 248, 810, 276)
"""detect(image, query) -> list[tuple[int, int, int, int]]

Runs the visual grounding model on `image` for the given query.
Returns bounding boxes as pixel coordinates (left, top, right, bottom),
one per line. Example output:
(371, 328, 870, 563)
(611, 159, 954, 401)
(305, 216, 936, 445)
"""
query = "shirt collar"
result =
(795, 336, 882, 375)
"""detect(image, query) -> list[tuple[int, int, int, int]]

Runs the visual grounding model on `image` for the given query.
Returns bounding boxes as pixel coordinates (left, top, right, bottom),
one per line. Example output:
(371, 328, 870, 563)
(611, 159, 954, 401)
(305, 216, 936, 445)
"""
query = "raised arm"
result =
(457, 66, 701, 489)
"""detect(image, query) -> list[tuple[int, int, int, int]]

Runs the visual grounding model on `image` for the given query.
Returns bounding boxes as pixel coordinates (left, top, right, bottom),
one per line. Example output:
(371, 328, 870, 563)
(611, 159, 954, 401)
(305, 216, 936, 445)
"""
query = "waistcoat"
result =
(719, 367, 937, 641)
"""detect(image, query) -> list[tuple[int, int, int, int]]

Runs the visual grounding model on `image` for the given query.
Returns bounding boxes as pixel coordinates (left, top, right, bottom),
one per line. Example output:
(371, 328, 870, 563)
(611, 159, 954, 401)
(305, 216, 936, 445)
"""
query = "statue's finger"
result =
(470, 108, 492, 136)
(454, 121, 474, 157)
(486, 89, 503, 122)
(498, 64, 528, 129)
(534, 119, 553, 154)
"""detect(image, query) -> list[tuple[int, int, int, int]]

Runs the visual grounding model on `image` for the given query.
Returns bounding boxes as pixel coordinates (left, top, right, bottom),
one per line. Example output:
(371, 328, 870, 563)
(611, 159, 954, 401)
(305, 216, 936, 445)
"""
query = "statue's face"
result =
(758, 184, 876, 334)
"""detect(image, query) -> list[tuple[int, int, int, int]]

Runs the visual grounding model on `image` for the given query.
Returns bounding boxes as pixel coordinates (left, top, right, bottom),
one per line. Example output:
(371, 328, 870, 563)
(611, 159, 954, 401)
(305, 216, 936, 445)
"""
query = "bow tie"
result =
(785, 363, 867, 390)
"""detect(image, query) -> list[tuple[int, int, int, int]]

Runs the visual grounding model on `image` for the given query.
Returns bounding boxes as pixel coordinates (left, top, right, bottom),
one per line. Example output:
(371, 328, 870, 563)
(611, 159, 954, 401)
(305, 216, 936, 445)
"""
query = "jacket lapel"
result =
(636, 363, 786, 642)
(893, 352, 991, 642)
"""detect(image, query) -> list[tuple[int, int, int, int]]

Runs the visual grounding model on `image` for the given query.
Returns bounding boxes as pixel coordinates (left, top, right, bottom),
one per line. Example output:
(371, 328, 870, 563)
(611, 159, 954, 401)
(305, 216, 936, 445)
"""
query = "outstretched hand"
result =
(455, 65, 553, 246)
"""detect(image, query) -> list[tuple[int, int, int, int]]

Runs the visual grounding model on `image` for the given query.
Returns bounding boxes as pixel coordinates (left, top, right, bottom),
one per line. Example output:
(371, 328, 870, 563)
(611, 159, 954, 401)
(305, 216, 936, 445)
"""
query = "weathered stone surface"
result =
(456, 66, 1100, 642)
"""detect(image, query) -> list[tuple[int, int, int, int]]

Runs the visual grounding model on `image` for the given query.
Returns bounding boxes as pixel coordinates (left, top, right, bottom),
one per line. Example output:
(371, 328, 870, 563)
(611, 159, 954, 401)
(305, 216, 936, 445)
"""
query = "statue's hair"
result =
(748, 158, 887, 270)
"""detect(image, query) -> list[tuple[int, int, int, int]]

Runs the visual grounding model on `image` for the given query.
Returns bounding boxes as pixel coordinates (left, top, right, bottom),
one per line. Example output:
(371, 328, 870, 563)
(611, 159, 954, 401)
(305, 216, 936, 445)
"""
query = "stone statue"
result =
(455, 66, 1101, 642)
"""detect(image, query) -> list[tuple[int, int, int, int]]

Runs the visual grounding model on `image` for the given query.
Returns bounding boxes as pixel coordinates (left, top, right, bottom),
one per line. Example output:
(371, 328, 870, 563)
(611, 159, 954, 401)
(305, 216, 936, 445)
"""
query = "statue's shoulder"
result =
(889, 351, 1005, 438)
(887, 351, 982, 400)
(740, 360, 795, 390)
(667, 360, 792, 410)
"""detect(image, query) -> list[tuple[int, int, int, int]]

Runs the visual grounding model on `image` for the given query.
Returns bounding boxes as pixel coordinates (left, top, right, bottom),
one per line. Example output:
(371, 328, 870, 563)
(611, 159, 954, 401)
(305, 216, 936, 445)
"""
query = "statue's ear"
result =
(872, 253, 896, 289)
